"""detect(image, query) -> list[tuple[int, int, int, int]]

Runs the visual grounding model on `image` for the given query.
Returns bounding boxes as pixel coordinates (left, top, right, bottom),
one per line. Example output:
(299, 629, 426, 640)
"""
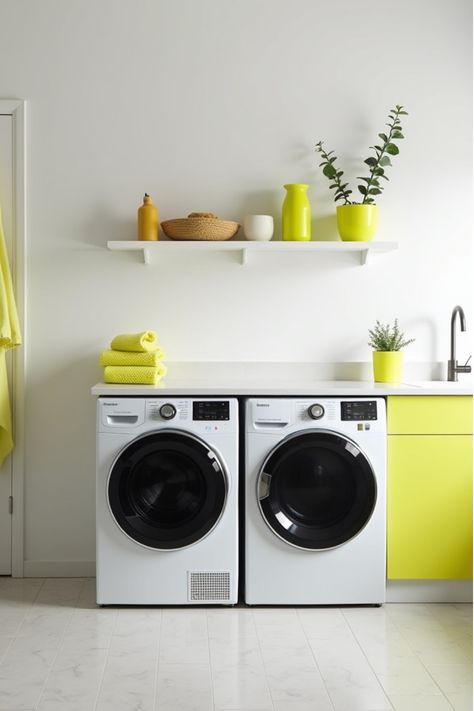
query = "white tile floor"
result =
(0, 578, 471, 711)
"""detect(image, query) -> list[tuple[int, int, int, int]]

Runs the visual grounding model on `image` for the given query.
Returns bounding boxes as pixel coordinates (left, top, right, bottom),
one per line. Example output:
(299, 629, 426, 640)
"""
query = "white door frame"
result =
(0, 100, 26, 577)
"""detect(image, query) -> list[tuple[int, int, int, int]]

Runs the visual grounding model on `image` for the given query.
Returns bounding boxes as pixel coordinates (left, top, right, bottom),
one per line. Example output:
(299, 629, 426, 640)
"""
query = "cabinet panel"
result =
(387, 396, 472, 435)
(387, 435, 472, 579)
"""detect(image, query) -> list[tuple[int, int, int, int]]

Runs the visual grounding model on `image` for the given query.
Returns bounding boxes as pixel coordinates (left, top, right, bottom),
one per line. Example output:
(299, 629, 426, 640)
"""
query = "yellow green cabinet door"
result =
(388, 435, 473, 579)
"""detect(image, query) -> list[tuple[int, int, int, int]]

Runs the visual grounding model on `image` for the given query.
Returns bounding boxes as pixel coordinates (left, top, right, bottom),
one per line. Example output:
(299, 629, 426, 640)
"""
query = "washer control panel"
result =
(341, 400, 377, 421)
(193, 400, 230, 421)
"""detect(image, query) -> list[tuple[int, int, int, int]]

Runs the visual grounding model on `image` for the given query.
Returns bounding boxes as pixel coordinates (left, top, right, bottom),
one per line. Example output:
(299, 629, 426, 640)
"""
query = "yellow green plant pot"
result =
(336, 204, 378, 242)
(373, 351, 404, 383)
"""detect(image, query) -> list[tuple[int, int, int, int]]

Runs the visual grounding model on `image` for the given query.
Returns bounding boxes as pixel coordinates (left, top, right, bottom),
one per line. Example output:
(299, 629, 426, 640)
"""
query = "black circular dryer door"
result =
(108, 430, 228, 550)
(257, 431, 377, 550)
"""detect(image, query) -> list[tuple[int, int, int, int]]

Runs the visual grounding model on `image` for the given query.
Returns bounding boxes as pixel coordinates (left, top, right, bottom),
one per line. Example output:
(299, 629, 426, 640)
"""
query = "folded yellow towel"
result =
(100, 348, 166, 367)
(104, 364, 167, 385)
(110, 331, 158, 352)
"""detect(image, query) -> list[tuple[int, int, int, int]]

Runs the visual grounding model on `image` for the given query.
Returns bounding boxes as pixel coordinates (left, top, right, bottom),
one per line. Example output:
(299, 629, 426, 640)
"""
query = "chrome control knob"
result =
(308, 403, 324, 420)
(159, 403, 177, 420)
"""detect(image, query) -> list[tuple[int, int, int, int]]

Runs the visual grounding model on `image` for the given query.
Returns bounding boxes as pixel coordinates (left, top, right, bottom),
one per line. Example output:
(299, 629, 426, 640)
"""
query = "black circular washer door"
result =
(257, 430, 377, 550)
(108, 430, 228, 550)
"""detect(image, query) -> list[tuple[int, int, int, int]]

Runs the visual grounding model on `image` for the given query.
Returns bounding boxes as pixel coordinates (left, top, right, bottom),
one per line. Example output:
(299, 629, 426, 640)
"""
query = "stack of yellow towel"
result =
(100, 331, 167, 385)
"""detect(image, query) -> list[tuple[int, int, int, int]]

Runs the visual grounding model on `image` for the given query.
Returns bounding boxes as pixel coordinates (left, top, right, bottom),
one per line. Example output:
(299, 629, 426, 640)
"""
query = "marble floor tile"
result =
(95, 641, 158, 711)
(374, 656, 445, 696)
(308, 636, 393, 711)
(58, 608, 118, 653)
(272, 703, 334, 711)
(159, 611, 209, 664)
(388, 693, 455, 711)
(0, 637, 12, 662)
(206, 609, 256, 640)
(0, 583, 472, 711)
(265, 666, 332, 707)
(423, 662, 472, 696)
(209, 634, 263, 670)
(155, 663, 213, 711)
(395, 620, 472, 657)
(0, 647, 56, 709)
(253, 608, 299, 627)
(212, 664, 273, 710)
(260, 640, 317, 672)
(0, 611, 28, 637)
(443, 691, 473, 711)
(36, 648, 108, 710)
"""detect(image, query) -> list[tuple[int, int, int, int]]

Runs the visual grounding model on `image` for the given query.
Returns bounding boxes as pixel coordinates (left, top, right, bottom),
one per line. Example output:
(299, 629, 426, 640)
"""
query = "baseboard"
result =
(386, 579, 473, 603)
(22, 560, 96, 578)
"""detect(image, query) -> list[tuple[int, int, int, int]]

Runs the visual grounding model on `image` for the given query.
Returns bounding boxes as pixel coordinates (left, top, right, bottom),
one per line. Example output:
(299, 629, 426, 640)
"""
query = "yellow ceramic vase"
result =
(282, 184, 311, 241)
(138, 193, 159, 241)
(337, 204, 378, 242)
(373, 351, 404, 383)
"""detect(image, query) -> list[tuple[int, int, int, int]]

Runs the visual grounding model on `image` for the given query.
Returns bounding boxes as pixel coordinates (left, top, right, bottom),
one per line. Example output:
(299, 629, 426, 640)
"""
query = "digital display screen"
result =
(193, 401, 230, 421)
(341, 401, 377, 421)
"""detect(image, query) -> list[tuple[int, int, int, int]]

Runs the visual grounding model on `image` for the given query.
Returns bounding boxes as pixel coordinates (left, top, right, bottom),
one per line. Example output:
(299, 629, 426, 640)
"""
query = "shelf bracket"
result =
(241, 248, 248, 266)
(360, 249, 370, 266)
(143, 248, 151, 265)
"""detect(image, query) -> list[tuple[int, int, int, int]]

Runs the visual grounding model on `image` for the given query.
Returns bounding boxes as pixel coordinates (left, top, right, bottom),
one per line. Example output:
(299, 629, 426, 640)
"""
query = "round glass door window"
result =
(257, 431, 376, 550)
(108, 431, 228, 550)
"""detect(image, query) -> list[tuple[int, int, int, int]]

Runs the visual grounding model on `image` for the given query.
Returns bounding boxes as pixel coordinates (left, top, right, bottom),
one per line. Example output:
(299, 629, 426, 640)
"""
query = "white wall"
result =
(0, 0, 471, 571)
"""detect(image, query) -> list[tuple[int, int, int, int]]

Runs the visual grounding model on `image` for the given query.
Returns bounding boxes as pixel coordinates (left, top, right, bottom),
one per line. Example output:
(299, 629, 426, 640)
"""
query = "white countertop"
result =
(92, 379, 473, 397)
(91, 361, 473, 396)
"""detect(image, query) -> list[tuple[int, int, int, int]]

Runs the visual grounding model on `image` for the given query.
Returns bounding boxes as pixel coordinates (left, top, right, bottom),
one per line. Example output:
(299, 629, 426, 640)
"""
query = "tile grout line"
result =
(0, 578, 47, 667)
(205, 609, 217, 711)
(340, 607, 397, 710)
(152, 608, 163, 711)
(296, 608, 339, 711)
(91, 582, 121, 711)
(247, 608, 277, 711)
(385, 604, 459, 710)
(33, 578, 86, 711)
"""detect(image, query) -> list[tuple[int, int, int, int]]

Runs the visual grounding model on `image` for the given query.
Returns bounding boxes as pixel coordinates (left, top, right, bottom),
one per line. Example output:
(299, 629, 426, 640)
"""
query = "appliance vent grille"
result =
(188, 571, 231, 601)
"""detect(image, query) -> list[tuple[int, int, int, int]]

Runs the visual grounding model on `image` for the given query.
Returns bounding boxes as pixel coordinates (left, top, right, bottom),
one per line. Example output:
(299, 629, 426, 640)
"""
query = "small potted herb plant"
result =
(368, 319, 415, 383)
(315, 105, 408, 241)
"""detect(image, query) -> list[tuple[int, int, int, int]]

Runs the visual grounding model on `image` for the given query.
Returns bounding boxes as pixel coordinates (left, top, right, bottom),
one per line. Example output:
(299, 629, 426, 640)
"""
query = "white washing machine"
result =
(245, 397, 386, 605)
(96, 397, 238, 605)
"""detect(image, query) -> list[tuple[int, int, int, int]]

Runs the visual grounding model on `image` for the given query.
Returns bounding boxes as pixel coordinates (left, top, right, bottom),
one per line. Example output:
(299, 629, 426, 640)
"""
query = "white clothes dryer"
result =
(245, 397, 386, 605)
(96, 397, 238, 605)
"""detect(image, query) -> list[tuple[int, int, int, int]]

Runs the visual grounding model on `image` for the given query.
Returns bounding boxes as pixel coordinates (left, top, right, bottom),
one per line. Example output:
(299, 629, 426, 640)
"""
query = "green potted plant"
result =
(315, 105, 408, 241)
(368, 319, 415, 383)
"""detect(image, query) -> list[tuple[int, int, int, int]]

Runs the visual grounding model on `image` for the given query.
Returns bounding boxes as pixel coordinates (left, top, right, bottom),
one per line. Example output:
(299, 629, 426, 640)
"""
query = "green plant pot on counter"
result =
(336, 204, 378, 242)
(369, 319, 415, 383)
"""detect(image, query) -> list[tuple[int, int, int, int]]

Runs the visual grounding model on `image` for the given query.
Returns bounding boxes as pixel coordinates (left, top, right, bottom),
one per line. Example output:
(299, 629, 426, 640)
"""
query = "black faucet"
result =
(447, 305, 472, 381)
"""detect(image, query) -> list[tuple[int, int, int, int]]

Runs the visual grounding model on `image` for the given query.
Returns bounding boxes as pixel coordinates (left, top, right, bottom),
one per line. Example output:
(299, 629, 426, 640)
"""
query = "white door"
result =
(0, 114, 14, 574)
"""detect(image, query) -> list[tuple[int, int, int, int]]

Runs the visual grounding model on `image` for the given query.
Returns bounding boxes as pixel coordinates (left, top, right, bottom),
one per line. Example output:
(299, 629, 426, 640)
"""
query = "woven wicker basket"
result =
(161, 217, 240, 241)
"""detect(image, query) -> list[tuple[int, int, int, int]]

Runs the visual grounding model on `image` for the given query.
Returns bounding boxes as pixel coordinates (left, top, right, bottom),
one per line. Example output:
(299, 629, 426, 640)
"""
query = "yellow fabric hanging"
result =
(0, 206, 21, 467)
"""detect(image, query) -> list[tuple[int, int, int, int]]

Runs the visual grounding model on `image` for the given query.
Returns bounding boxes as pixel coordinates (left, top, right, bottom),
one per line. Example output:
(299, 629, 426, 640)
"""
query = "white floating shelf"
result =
(107, 240, 398, 266)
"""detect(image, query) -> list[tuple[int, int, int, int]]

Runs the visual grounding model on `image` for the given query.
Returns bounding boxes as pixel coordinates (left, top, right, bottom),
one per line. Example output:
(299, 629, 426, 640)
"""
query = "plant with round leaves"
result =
(315, 105, 408, 205)
(368, 319, 415, 352)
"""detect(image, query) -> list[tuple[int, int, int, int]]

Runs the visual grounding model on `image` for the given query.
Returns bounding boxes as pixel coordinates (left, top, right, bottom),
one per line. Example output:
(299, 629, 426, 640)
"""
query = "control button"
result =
(159, 403, 177, 420)
(308, 404, 325, 420)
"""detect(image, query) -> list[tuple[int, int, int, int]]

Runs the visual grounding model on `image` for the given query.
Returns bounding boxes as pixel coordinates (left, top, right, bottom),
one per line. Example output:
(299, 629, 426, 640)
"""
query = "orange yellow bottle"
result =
(137, 193, 159, 241)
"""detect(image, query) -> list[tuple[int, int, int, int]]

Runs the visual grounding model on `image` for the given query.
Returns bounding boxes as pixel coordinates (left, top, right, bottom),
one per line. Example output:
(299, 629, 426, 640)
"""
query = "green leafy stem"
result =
(368, 319, 415, 352)
(315, 105, 408, 205)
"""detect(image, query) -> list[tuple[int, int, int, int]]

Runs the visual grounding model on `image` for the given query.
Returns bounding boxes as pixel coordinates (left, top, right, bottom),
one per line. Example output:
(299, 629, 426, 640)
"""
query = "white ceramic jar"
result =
(243, 214, 274, 241)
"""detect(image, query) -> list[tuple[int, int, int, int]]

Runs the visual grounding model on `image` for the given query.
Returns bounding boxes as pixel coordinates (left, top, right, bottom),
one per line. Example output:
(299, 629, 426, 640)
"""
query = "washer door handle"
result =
(258, 472, 272, 500)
